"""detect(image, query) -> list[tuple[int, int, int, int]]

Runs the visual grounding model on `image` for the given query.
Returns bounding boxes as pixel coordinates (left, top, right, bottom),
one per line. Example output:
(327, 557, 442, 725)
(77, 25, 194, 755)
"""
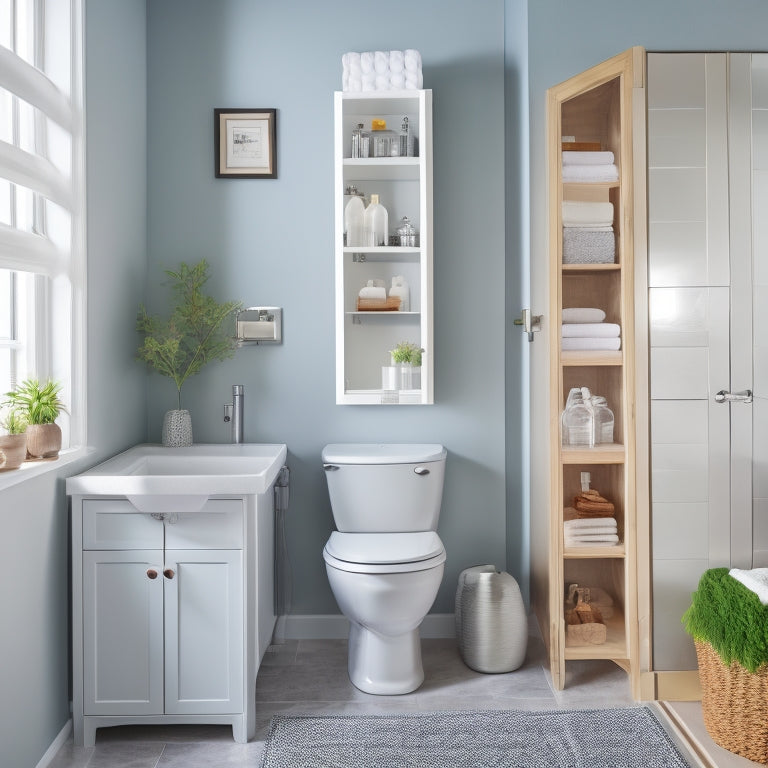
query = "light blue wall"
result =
(146, 0, 510, 614)
(0, 1, 147, 765)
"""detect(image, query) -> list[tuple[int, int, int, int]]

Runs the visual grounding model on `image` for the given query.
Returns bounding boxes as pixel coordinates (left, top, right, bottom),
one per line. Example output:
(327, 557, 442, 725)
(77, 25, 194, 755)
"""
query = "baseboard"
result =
(281, 613, 456, 640)
(36, 718, 72, 768)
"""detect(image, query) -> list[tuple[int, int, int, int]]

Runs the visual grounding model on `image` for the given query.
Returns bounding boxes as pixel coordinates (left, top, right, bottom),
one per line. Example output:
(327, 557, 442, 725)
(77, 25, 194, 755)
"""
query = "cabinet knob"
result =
(146, 568, 158, 580)
(163, 568, 175, 580)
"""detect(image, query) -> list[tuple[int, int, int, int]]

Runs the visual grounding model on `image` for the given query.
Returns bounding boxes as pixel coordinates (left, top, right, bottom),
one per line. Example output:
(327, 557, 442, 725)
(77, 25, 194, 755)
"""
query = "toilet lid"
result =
(322, 443, 446, 464)
(325, 531, 444, 564)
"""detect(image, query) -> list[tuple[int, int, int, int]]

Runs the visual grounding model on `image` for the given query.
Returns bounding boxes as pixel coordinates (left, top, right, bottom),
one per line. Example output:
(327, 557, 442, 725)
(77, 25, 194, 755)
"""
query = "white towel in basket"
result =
(729, 568, 768, 605)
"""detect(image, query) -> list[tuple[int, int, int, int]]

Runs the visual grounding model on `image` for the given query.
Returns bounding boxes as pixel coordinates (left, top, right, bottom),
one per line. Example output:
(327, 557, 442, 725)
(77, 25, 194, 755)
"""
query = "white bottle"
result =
(344, 194, 365, 247)
(364, 194, 388, 247)
(389, 275, 410, 312)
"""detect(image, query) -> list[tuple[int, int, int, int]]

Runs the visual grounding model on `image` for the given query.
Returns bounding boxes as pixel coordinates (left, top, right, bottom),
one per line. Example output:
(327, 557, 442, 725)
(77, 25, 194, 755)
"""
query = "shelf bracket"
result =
(514, 308, 542, 342)
(352, 253, 366, 263)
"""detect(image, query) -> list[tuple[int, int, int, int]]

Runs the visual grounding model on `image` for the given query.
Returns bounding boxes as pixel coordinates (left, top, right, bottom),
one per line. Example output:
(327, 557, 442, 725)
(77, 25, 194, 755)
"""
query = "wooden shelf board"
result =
(561, 350, 623, 366)
(561, 444, 625, 464)
(346, 311, 420, 318)
(564, 613, 627, 660)
(561, 263, 621, 272)
(563, 180, 620, 191)
(563, 545, 625, 559)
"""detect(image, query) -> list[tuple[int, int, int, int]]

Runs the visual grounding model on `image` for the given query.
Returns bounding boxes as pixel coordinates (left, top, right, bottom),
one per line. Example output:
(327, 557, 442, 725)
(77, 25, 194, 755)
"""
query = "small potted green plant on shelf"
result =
(4, 377, 66, 459)
(136, 259, 241, 447)
(389, 341, 423, 390)
(0, 407, 28, 471)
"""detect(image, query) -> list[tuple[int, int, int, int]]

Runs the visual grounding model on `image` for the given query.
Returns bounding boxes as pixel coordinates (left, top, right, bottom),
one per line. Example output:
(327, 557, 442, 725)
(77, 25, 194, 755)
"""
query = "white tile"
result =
(651, 469, 709, 504)
(752, 110, 768, 169)
(754, 352, 768, 410)
(752, 170, 768, 286)
(651, 400, 708, 444)
(649, 287, 710, 347)
(753, 399, 768, 496)
(752, 53, 768, 109)
(650, 348, 710, 399)
(752, 498, 768, 561)
(648, 168, 707, 223)
(648, 222, 708, 287)
(651, 444, 708, 473)
(648, 108, 706, 168)
(652, 503, 709, 559)
(648, 53, 706, 109)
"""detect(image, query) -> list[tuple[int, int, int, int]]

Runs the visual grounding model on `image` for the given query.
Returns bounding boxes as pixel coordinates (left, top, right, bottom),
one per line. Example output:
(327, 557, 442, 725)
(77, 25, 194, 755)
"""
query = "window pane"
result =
(0, 179, 10, 226)
(18, 97, 35, 154)
(14, 183, 33, 232)
(0, 87, 11, 144)
(0, 347, 11, 395)
(15, 0, 35, 64)
(0, 269, 11, 339)
(0, 0, 10, 50)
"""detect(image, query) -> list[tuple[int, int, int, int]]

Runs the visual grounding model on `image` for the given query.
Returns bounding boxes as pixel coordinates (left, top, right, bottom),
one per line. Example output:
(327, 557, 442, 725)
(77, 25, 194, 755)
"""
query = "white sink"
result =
(66, 443, 287, 510)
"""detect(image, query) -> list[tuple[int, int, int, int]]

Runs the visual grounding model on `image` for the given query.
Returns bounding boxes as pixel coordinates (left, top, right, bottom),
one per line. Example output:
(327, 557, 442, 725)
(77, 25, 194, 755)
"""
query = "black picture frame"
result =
(214, 108, 277, 179)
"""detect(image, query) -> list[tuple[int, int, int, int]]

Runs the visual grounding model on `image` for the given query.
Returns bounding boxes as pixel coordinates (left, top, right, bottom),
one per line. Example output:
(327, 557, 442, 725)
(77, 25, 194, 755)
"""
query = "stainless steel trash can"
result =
(455, 564, 528, 673)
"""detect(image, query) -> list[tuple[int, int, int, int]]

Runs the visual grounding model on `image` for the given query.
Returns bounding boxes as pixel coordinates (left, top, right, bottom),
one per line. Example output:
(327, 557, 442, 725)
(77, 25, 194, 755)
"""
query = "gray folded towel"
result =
(562, 228, 615, 264)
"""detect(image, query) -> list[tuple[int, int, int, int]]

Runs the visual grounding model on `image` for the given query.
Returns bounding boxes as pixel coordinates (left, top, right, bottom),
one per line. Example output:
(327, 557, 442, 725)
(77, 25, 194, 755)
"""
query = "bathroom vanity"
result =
(66, 443, 287, 746)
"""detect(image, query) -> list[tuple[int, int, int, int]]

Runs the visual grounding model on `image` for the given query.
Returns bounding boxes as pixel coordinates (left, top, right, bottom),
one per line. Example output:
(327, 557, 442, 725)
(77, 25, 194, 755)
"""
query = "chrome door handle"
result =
(513, 308, 542, 342)
(715, 389, 753, 403)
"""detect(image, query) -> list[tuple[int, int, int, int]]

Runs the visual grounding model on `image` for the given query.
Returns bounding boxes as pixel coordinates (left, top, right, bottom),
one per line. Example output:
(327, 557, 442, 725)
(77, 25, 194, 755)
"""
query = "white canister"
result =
(389, 275, 410, 312)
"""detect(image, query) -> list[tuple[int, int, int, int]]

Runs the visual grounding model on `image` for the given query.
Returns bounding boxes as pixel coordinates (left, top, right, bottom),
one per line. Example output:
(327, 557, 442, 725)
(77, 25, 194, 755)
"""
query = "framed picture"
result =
(214, 108, 277, 179)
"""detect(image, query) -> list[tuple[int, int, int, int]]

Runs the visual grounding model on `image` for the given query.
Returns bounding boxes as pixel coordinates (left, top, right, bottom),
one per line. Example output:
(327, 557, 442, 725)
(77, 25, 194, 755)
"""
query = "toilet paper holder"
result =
(235, 307, 282, 345)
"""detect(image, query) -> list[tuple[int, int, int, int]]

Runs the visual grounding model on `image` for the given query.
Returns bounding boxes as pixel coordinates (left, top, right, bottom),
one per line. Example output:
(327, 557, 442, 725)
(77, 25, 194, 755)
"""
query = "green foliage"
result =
(136, 260, 241, 409)
(682, 567, 768, 673)
(0, 407, 28, 434)
(4, 378, 65, 425)
(390, 341, 423, 367)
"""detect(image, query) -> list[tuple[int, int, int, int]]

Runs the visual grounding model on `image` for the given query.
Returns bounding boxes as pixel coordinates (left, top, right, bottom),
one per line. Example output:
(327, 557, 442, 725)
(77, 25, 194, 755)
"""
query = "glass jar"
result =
(591, 395, 614, 444)
(396, 216, 418, 247)
(351, 124, 370, 158)
(561, 387, 593, 447)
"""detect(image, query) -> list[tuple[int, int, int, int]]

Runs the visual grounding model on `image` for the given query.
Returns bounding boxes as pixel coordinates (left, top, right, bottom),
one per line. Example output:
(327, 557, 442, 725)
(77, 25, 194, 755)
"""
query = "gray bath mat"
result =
(259, 707, 691, 767)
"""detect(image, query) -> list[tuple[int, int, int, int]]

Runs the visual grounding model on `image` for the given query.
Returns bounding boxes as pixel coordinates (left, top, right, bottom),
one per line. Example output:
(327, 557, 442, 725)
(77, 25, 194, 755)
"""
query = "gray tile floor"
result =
(49, 629, 644, 768)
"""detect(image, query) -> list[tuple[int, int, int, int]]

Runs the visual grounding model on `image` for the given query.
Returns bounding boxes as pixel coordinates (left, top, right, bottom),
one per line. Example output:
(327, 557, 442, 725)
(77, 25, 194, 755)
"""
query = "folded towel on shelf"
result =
(565, 534, 620, 546)
(374, 50, 389, 74)
(361, 72, 376, 91)
(405, 71, 423, 89)
(562, 200, 614, 227)
(563, 512, 617, 530)
(375, 73, 390, 90)
(562, 336, 621, 351)
(562, 307, 606, 324)
(390, 49, 404, 73)
(390, 72, 405, 90)
(562, 150, 615, 166)
(562, 164, 619, 183)
(405, 49, 422, 71)
(565, 526, 618, 537)
(729, 568, 768, 605)
(562, 323, 620, 338)
(562, 228, 615, 264)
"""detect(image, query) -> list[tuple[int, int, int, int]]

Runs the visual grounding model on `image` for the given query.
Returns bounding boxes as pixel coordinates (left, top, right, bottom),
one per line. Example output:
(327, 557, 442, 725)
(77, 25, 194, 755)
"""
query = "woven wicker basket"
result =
(695, 639, 768, 764)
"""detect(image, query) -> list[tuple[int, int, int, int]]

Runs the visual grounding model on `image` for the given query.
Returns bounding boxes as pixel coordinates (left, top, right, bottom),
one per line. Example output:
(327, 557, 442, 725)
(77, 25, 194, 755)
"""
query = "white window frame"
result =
(0, 0, 87, 487)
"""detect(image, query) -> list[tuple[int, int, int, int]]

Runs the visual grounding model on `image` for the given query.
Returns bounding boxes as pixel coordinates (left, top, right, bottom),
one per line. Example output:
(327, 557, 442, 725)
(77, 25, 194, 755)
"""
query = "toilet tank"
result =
(322, 443, 446, 533)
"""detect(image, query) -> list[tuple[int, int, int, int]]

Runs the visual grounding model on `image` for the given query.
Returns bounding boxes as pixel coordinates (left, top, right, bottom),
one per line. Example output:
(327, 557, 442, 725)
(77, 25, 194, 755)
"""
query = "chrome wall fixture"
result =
(235, 307, 282, 345)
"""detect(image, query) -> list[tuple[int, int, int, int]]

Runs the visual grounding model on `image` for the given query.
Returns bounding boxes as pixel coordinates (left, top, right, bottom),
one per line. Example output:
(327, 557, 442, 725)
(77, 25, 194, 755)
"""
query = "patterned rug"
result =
(259, 707, 691, 767)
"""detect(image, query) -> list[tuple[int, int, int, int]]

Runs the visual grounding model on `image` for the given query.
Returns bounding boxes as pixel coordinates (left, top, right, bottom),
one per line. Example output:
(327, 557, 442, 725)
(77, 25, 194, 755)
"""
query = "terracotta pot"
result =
(0, 433, 27, 471)
(26, 423, 62, 459)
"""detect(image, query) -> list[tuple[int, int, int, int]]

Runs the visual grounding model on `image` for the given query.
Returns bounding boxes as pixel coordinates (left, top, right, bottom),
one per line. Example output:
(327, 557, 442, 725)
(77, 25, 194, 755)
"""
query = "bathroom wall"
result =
(0, 2, 148, 765)
(145, 0, 511, 615)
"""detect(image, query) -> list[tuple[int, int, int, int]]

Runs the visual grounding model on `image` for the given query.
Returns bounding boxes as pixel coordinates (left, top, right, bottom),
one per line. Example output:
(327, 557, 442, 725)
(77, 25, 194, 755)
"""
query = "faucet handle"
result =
(223, 403, 233, 423)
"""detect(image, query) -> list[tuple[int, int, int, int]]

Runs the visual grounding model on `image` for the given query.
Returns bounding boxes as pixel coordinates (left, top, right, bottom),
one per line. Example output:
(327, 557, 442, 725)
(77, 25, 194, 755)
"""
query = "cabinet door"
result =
(163, 549, 244, 714)
(82, 550, 164, 715)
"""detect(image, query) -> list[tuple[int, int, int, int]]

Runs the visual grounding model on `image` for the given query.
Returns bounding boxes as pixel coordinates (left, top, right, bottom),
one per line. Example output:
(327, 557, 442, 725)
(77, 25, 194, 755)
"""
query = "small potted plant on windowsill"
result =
(136, 259, 241, 447)
(0, 407, 28, 471)
(4, 377, 66, 459)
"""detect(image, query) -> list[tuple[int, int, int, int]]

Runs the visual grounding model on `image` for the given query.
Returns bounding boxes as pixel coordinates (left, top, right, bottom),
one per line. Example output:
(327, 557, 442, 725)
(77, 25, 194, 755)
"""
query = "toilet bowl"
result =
(322, 444, 447, 695)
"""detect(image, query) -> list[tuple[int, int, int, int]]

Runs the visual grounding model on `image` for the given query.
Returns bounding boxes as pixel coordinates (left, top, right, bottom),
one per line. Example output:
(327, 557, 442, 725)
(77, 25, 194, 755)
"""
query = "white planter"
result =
(162, 409, 192, 447)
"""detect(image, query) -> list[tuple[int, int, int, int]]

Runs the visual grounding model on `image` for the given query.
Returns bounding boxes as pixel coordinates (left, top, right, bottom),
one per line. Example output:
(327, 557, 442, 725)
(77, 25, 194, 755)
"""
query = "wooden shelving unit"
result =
(536, 47, 646, 697)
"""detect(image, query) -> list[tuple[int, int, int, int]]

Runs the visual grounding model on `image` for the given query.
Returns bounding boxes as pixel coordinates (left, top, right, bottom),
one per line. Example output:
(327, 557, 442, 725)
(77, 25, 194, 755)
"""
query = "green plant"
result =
(4, 378, 65, 425)
(136, 259, 241, 409)
(0, 407, 28, 434)
(390, 341, 423, 367)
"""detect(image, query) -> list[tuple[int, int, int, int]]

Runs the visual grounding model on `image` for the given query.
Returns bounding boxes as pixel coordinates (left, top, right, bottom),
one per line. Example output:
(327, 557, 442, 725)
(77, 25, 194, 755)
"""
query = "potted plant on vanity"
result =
(3, 377, 66, 460)
(0, 407, 28, 471)
(136, 259, 241, 447)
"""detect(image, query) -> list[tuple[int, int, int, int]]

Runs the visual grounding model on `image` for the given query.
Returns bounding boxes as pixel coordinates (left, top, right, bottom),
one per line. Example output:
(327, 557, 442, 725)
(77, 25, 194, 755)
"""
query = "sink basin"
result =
(66, 443, 287, 505)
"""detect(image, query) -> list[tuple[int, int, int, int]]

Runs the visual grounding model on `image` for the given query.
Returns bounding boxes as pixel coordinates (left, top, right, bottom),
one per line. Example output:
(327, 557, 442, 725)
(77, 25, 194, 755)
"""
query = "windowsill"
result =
(0, 445, 95, 493)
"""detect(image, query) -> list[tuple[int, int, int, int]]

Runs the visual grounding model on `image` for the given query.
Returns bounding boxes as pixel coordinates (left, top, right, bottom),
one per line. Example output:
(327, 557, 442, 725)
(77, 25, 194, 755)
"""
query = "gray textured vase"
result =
(162, 409, 193, 447)
(455, 564, 528, 673)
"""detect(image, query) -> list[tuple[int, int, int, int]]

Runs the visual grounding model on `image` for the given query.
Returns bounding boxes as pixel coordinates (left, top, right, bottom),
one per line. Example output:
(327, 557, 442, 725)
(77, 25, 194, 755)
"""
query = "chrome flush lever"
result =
(715, 389, 753, 404)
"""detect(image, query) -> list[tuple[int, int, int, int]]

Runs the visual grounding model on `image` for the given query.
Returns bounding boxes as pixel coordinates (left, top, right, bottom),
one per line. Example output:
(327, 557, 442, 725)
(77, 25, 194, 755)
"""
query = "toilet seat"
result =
(323, 531, 446, 574)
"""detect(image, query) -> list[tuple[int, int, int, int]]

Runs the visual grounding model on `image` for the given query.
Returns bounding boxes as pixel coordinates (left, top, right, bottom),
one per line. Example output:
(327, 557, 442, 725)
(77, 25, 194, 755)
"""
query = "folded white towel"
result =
(347, 75, 362, 92)
(405, 71, 423, 89)
(562, 164, 619, 183)
(362, 72, 376, 91)
(562, 200, 614, 228)
(375, 74, 390, 90)
(729, 568, 768, 605)
(404, 49, 422, 72)
(361, 51, 375, 74)
(562, 307, 606, 324)
(390, 72, 405, 90)
(390, 50, 404, 73)
(374, 51, 389, 74)
(562, 337, 621, 351)
(358, 284, 386, 300)
(562, 323, 620, 338)
(565, 534, 620, 546)
(566, 527, 618, 537)
(564, 517, 617, 531)
(562, 151, 615, 166)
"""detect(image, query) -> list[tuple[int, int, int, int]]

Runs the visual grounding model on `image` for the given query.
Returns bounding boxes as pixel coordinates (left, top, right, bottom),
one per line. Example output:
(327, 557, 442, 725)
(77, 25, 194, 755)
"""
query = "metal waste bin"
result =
(455, 564, 528, 673)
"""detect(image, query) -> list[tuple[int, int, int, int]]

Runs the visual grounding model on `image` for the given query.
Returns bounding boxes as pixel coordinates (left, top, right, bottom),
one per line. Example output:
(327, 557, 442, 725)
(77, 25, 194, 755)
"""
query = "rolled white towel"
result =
(730, 568, 768, 605)
(405, 71, 423, 89)
(404, 49, 422, 71)
(562, 164, 619, 183)
(562, 323, 620, 338)
(562, 151, 615, 166)
(375, 73, 390, 90)
(390, 72, 405, 90)
(562, 200, 614, 228)
(361, 72, 376, 91)
(359, 283, 386, 300)
(374, 50, 389, 74)
(347, 75, 362, 92)
(360, 51, 375, 74)
(562, 307, 606, 324)
(342, 70, 349, 91)
(390, 50, 404, 73)
(347, 54, 361, 74)
(561, 336, 621, 351)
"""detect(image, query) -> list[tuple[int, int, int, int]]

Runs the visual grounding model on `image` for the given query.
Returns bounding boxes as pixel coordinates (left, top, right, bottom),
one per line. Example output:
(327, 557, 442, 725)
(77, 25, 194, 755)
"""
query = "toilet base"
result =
(348, 622, 424, 695)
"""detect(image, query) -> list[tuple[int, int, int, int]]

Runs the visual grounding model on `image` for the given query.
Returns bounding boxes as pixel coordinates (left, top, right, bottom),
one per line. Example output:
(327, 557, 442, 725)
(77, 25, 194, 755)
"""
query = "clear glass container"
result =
(351, 124, 370, 158)
(396, 216, 418, 247)
(591, 395, 614, 444)
(561, 387, 593, 447)
(372, 128, 398, 157)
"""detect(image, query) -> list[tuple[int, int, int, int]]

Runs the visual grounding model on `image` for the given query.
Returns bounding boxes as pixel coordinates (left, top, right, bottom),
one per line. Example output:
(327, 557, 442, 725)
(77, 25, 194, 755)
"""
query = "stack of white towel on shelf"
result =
(561, 307, 621, 352)
(561, 150, 618, 183)
(562, 200, 615, 264)
(342, 50, 423, 92)
(564, 515, 619, 547)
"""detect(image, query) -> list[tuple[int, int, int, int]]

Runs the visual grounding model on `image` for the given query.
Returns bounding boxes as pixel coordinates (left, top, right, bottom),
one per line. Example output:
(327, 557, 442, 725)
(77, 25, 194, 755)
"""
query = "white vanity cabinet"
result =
(334, 89, 433, 404)
(71, 495, 271, 746)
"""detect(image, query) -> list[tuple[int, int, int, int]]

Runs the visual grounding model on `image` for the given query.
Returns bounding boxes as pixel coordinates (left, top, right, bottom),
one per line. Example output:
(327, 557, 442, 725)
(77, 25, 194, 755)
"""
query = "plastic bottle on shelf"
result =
(561, 386, 593, 447)
(364, 194, 388, 247)
(389, 275, 410, 312)
(591, 395, 614, 444)
(344, 189, 365, 247)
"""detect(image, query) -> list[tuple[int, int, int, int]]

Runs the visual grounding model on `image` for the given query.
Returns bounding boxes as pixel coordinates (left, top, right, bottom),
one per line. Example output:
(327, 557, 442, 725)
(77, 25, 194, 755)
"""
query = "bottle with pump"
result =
(344, 188, 365, 247)
(364, 194, 388, 247)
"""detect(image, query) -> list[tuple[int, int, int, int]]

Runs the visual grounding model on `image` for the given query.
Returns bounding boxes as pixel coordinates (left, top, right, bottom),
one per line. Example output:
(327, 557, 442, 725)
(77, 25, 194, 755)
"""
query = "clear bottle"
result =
(561, 387, 593, 447)
(364, 194, 388, 247)
(344, 192, 365, 247)
(351, 123, 369, 158)
(398, 116, 415, 157)
(591, 395, 614, 444)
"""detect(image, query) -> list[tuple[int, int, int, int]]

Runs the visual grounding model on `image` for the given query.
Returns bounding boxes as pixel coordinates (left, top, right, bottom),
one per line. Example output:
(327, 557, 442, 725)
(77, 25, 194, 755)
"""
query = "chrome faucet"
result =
(223, 384, 244, 443)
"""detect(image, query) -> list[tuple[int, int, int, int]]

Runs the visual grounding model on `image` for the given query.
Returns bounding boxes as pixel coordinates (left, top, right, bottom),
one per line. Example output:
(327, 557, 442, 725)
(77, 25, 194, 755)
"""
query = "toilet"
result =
(322, 443, 447, 695)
